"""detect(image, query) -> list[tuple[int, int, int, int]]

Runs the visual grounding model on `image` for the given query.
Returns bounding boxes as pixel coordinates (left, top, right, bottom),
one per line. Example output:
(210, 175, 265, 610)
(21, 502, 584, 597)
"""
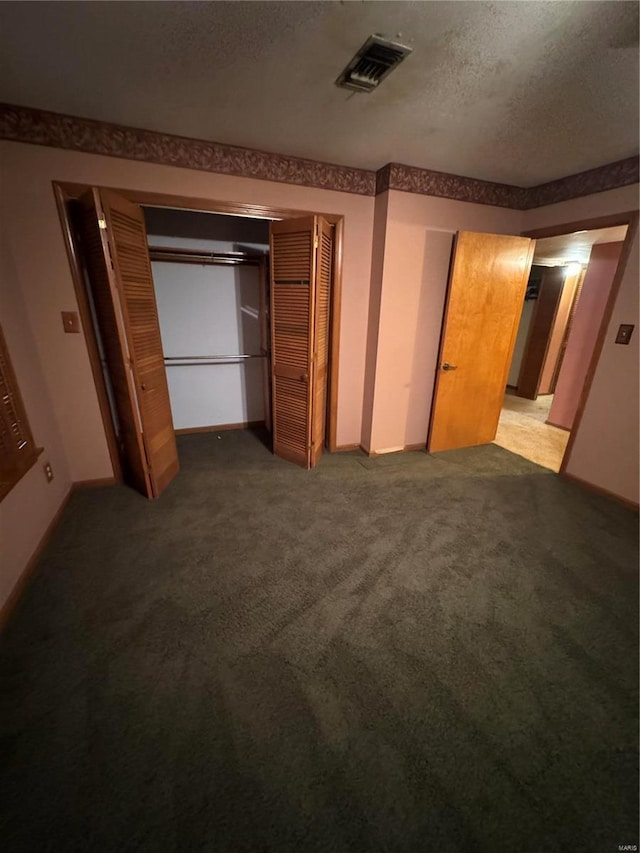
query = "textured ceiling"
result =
(0, 1, 638, 185)
(533, 225, 629, 265)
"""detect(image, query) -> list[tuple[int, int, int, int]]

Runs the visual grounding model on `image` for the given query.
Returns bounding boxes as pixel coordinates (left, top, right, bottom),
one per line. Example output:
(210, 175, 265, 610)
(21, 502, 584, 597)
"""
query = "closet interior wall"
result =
(143, 208, 270, 433)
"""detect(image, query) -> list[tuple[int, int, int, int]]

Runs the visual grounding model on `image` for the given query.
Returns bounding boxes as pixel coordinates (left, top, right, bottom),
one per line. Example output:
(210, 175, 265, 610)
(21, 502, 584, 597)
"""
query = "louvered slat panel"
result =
(273, 232, 312, 281)
(0, 353, 28, 453)
(270, 218, 316, 468)
(273, 375, 308, 454)
(272, 283, 310, 369)
(310, 219, 333, 466)
(100, 189, 179, 498)
(0, 324, 37, 491)
(0, 370, 27, 450)
(78, 199, 151, 497)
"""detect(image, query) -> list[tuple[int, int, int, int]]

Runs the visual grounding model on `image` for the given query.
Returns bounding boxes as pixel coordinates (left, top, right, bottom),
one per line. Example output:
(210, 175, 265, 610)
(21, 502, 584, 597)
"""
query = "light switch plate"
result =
(615, 324, 634, 345)
(61, 311, 80, 334)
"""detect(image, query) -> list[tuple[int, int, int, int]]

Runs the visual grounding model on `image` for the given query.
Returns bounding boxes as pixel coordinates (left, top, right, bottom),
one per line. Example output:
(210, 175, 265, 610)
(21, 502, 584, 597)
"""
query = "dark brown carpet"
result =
(1, 431, 638, 852)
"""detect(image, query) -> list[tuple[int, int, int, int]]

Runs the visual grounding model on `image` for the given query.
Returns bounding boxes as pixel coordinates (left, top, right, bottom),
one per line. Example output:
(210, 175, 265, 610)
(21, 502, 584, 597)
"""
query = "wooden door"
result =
(311, 218, 333, 466)
(269, 216, 332, 468)
(428, 231, 534, 453)
(542, 267, 584, 395)
(78, 188, 178, 498)
(516, 266, 565, 399)
(258, 257, 272, 432)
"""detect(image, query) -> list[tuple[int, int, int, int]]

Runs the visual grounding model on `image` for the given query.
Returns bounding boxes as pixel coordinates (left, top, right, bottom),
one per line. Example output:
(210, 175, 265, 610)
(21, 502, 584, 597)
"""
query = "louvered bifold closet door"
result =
(310, 217, 333, 466)
(78, 190, 152, 497)
(99, 190, 178, 497)
(270, 217, 317, 468)
(78, 189, 178, 498)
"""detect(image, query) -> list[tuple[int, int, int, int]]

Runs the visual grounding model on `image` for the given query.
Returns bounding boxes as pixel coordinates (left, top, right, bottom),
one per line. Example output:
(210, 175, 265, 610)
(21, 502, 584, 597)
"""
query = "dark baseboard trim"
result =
(545, 419, 571, 432)
(561, 471, 639, 511)
(334, 443, 360, 452)
(175, 421, 264, 435)
(72, 476, 117, 489)
(0, 488, 73, 632)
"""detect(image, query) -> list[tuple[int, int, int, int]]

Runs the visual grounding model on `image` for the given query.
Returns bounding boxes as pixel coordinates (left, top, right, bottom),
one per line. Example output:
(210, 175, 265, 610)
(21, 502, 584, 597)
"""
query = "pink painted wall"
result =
(0, 142, 375, 471)
(365, 190, 523, 453)
(361, 191, 389, 452)
(549, 242, 623, 430)
(0, 229, 71, 610)
(523, 185, 639, 504)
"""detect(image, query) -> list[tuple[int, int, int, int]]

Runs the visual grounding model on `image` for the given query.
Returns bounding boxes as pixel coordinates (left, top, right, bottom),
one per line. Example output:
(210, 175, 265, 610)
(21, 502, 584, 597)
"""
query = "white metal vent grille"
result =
(336, 35, 412, 93)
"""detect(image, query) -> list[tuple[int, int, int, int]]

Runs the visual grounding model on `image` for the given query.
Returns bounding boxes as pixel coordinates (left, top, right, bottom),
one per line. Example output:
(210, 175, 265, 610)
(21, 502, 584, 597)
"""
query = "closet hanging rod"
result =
(164, 354, 265, 362)
(149, 247, 265, 267)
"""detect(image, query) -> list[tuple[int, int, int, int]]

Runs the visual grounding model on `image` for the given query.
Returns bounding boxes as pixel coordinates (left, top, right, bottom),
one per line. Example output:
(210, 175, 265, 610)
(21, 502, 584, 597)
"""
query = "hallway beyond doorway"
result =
(493, 391, 570, 472)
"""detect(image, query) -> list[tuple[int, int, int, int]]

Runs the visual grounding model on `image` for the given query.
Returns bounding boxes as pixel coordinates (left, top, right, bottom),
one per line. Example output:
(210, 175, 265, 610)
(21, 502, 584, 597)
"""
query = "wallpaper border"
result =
(0, 103, 376, 197)
(1, 103, 637, 210)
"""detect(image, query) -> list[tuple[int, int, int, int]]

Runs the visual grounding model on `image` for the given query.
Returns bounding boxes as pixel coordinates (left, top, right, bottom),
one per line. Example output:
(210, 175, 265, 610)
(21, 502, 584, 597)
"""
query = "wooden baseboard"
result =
(175, 421, 264, 435)
(360, 442, 426, 459)
(561, 471, 639, 511)
(72, 476, 117, 489)
(334, 443, 360, 452)
(545, 419, 571, 432)
(0, 488, 73, 632)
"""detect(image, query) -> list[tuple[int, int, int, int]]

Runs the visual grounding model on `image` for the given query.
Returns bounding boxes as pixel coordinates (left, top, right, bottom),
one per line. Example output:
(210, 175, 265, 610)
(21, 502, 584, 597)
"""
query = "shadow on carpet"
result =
(1, 432, 638, 853)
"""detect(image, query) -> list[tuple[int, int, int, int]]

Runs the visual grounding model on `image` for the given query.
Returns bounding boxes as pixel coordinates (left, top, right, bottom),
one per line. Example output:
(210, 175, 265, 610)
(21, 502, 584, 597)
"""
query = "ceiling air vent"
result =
(336, 34, 412, 93)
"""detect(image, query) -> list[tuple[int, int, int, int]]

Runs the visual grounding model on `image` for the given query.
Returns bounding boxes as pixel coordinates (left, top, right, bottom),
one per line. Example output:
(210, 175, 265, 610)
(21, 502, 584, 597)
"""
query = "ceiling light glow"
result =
(564, 262, 583, 277)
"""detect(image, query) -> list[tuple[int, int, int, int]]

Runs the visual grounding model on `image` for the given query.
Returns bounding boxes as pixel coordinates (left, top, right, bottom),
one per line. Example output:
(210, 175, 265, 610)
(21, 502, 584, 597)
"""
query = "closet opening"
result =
(143, 206, 272, 456)
(54, 183, 344, 498)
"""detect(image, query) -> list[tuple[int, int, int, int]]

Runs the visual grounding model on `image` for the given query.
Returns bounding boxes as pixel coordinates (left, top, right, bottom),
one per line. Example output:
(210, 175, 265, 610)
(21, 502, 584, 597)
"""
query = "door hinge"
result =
(314, 234, 319, 249)
(98, 216, 107, 230)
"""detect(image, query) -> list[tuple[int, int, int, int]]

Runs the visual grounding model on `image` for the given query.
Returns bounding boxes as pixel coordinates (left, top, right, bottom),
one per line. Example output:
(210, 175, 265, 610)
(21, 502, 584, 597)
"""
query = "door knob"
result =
(300, 373, 309, 382)
(141, 383, 147, 390)
(441, 362, 458, 371)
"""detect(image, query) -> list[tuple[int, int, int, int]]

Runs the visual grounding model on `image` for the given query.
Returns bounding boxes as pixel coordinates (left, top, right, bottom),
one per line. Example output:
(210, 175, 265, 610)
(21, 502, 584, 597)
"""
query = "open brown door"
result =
(428, 231, 534, 453)
(78, 188, 178, 498)
(269, 216, 332, 468)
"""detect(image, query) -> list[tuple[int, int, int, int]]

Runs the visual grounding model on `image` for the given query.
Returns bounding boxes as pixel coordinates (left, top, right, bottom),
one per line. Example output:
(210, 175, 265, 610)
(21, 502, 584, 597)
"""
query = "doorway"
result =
(495, 224, 628, 472)
(54, 183, 344, 497)
(426, 215, 636, 478)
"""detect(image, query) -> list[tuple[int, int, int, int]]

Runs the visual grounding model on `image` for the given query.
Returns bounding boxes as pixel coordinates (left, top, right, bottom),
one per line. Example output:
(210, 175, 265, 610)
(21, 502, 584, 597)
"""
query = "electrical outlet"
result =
(43, 462, 54, 483)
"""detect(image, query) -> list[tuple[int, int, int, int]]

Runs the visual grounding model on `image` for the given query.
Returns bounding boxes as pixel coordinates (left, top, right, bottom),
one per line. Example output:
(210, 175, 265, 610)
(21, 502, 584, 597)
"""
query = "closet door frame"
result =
(54, 182, 344, 481)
